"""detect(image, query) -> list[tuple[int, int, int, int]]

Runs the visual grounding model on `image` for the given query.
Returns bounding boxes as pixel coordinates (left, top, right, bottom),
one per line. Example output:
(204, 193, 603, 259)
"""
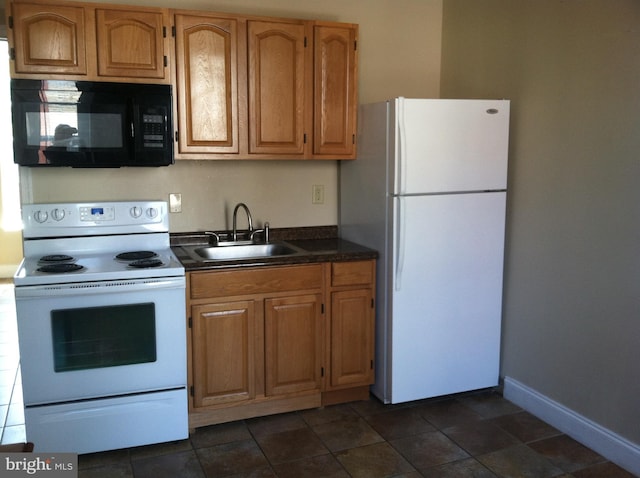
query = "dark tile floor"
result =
(1, 282, 636, 477)
(76, 391, 637, 478)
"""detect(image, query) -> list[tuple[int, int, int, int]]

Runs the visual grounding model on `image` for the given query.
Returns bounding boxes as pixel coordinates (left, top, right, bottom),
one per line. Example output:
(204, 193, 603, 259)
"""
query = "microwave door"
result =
(15, 101, 130, 167)
(48, 101, 129, 167)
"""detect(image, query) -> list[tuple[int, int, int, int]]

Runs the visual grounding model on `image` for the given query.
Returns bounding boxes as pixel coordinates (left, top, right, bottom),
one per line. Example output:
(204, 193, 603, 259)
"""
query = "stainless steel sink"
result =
(185, 241, 301, 262)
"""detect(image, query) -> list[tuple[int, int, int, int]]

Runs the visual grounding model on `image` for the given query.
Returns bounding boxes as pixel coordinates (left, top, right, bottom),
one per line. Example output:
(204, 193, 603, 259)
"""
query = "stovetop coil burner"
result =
(129, 258, 164, 268)
(116, 251, 158, 261)
(39, 254, 76, 264)
(37, 263, 85, 273)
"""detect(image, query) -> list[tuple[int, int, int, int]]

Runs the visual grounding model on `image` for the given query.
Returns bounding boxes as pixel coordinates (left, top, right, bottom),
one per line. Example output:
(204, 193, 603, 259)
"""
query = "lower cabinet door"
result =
(330, 289, 374, 388)
(191, 300, 256, 407)
(264, 294, 323, 396)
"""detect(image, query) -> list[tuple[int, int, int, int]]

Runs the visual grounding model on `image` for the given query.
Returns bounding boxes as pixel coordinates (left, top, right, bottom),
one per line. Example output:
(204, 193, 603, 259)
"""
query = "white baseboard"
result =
(503, 377, 640, 476)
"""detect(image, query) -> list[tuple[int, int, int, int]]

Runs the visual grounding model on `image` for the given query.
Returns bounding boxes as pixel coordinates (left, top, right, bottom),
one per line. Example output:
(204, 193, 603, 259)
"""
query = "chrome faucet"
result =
(232, 203, 253, 241)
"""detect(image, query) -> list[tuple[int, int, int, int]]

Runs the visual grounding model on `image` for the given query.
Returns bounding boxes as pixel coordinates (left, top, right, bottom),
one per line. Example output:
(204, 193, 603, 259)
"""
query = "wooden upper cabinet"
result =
(172, 12, 357, 160)
(313, 24, 358, 158)
(8, 0, 169, 82)
(247, 20, 310, 155)
(95, 8, 166, 79)
(10, 2, 88, 75)
(174, 13, 239, 154)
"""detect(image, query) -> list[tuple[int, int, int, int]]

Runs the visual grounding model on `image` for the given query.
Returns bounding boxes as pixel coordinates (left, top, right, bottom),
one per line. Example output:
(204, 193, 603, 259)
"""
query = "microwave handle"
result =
(131, 104, 139, 139)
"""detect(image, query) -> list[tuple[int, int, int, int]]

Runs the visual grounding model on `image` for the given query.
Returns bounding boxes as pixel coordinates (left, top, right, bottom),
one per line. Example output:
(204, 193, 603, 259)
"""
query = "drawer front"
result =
(190, 264, 324, 299)
(331, 260, 374, 287)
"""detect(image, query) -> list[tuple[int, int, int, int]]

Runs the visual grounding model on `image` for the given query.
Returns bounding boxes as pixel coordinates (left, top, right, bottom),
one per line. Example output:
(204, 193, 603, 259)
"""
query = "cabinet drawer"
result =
(190, 264, 323, 299)
(331, 261, 374, 287)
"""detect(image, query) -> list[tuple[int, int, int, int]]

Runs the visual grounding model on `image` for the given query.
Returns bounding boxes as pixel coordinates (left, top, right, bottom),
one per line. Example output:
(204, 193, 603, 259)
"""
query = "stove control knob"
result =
(130, 206, 143, 218)
(146, 207, 158, 219)
(33, 210, 48, 223)
(51, 208, 65, 221)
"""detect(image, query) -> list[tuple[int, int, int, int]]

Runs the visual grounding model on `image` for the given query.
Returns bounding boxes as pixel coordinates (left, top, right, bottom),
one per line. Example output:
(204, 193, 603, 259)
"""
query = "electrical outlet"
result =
(312, 185, 325, 204)
(169, 193, 182, 213)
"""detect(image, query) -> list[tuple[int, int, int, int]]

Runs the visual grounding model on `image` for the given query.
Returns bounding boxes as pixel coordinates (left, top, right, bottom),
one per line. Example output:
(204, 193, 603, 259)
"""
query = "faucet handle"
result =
(249, 222, 270, 243)
(204, 231, 221, 243)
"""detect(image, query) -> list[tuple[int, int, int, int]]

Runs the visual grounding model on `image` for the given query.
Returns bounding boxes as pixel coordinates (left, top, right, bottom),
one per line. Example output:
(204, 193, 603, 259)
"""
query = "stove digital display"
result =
(80, 206, 115, 222)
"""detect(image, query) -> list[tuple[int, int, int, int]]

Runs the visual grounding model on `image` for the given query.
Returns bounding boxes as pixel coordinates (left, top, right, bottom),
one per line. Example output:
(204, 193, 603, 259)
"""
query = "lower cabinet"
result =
(186, 260, 375, 428)
(265, 294, 323, 396)
(191, 300, 256, 408)
(329, 289, 374, 388)
(324, 260, 376, 406)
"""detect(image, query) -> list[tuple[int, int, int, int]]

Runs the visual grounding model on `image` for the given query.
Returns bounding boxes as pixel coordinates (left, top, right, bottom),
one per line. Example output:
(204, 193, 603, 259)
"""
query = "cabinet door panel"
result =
(265, 294, 322, 396)
(175, 14, 239, 153)
(313, 25, 357, 157)
(248, 21, 308, 154)
(12, 3, 87, 75)
(330, 289, 374, 388)
(192, 301, 255, 407)
(96, 9, 166, 79)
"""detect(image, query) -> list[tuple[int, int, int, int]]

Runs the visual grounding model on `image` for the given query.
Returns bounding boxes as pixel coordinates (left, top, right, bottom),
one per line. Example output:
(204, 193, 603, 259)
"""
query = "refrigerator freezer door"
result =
(395, 98, 509, 195)
(390, 192, 506, 403)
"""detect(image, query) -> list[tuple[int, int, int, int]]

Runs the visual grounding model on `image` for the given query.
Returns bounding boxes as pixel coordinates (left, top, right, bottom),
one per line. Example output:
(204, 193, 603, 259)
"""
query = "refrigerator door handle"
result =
(395, 196, 406, 291)
(397, 97, 407, 195)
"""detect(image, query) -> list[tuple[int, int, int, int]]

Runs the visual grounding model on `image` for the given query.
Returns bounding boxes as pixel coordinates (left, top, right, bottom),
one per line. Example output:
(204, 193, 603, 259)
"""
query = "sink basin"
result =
(188, 242, 300, 261)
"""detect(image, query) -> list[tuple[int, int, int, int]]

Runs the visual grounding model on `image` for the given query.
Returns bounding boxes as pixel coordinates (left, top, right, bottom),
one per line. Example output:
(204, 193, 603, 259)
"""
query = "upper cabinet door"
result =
(95, 8, 166, 79)
(313, 24, 358, 158)
(11, 3, 88, 75)
(174, 14, 240, 154)
(247, 20, 310, 155)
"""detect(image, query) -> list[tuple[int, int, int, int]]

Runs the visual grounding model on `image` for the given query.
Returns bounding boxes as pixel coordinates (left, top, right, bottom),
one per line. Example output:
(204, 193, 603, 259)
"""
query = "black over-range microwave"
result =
(10, 80, 173, 167)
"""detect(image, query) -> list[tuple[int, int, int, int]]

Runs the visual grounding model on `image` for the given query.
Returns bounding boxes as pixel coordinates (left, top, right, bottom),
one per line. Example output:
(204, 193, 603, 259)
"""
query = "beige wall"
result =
(441, 0, 640, 448)
(22, 0, 443, 233)
(0, 33, 22, 273)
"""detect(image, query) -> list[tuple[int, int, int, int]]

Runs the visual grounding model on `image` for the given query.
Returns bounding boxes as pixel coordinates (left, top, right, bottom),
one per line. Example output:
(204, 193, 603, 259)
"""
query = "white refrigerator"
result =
(339, 97, 510, 404)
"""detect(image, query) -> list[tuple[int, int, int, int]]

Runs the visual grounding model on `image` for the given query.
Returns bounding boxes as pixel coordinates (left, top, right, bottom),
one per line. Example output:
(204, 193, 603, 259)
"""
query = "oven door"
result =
(15, 277, 186, 406)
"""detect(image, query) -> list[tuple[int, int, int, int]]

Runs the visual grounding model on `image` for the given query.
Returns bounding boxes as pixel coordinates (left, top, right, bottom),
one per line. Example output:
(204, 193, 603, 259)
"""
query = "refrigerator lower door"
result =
(390, 192, 506, 404)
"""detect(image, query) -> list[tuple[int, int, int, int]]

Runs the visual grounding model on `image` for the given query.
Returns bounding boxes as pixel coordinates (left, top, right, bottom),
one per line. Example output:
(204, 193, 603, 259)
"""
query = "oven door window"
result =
(51, 303, 157, 372)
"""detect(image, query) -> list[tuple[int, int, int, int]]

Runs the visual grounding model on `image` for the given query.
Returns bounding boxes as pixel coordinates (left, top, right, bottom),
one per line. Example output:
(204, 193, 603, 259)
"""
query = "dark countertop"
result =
(171, 226, 378, 271)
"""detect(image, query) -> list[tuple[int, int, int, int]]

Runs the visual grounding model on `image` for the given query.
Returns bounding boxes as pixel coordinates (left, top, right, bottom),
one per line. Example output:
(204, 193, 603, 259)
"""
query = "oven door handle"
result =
(14, 276, 185, 299)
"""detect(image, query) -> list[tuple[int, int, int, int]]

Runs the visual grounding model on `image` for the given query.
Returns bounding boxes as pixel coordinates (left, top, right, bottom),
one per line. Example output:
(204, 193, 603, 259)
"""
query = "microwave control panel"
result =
(141, 110, 166, 149)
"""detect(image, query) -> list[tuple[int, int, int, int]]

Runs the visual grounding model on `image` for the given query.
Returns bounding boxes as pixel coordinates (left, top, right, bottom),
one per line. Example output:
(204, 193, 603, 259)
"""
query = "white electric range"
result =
(13, 200, 188, 454)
